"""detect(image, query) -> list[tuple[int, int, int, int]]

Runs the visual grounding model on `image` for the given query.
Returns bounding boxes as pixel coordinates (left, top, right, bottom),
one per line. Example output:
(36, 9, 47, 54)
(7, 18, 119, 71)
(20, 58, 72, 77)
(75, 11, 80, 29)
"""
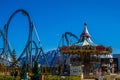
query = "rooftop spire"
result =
(76, 22, 96, 46)
(80, 22, 91, 38)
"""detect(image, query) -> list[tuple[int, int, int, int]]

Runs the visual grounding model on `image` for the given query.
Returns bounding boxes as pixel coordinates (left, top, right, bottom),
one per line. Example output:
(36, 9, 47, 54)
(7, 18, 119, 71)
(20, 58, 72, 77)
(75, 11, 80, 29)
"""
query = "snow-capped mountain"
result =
(38, 49, 63, 67)
(20, 49, 64, 67)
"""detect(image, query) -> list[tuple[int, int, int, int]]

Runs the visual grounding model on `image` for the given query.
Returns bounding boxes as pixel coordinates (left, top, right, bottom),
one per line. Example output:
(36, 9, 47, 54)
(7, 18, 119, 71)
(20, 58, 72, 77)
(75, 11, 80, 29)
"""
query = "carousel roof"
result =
(60, 23, 112, 54)
(75, 23, 97, 46)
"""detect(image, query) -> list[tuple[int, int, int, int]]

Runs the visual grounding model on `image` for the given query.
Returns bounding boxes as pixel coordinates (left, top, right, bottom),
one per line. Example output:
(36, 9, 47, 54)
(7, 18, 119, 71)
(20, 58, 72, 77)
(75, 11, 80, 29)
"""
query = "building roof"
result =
(75, 23, 96, 46)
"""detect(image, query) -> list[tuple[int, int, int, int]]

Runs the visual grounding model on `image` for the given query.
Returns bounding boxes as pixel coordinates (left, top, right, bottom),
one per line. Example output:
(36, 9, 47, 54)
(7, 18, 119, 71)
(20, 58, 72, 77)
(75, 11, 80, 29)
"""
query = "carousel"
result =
(59, 23, 112, 76)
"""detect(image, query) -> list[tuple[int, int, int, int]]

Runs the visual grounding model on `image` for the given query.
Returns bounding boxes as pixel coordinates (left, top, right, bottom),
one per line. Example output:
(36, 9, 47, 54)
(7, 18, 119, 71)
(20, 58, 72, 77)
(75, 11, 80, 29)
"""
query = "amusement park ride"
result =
(0, 9, 48, 67)
(0, 9, 113, 77)
(58, 23, 112, 76)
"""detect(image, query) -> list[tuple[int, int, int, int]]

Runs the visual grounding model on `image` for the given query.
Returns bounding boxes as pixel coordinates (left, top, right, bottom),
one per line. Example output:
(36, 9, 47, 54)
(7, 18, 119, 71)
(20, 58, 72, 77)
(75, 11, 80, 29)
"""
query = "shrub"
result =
(0, 75, 13, 80)
(115, 78, 120, 80)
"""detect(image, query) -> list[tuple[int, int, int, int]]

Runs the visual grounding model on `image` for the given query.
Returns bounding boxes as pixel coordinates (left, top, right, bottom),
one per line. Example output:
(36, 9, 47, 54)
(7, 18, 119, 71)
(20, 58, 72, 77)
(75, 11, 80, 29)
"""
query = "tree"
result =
(20, 62, 27, 79)
(11, 49, 18, 67)
(32, 61, 41, 80)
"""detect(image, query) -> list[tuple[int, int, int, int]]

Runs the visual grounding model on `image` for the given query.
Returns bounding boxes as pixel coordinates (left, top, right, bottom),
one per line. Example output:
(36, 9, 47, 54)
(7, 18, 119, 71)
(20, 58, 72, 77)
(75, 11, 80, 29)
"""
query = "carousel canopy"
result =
(75, 23, 96, 46)
(59, 23, 112, 55)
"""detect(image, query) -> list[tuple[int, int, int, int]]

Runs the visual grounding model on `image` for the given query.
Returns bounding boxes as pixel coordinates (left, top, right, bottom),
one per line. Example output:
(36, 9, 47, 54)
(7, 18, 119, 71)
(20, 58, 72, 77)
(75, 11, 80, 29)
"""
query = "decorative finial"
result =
(84, 22, 87, 26)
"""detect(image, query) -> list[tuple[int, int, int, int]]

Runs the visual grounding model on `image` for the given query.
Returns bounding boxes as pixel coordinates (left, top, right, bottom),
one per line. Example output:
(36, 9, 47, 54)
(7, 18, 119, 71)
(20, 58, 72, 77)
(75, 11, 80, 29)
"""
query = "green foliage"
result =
(33, 61, 40, 76)
(44, 75, 81, 80)
(115, 78, 120, 80)
(0, 75, 20, 80)
(11, 49, 17, 62)
(11, 49, 18, 67)
(32, 61, 41, 79)
(0, 75, 12, 80)
(20, 62, 27, 79)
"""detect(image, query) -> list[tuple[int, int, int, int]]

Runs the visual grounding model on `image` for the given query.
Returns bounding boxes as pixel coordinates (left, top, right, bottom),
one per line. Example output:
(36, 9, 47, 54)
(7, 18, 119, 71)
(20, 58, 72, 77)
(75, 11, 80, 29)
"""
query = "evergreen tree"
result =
(20, 62, 27, 79)
(11, 49, 18, 67)
(32, 61, 41, 80)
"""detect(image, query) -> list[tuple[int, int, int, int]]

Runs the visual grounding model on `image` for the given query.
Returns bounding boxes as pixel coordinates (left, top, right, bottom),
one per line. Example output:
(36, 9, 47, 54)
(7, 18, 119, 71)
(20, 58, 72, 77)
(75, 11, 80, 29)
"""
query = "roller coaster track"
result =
(0, 9, 49, 67)
(58, 32, 79, 47)
(51, 32, 80, 69)
(4, 9, 33, 58)
(0, 10, 81, 67)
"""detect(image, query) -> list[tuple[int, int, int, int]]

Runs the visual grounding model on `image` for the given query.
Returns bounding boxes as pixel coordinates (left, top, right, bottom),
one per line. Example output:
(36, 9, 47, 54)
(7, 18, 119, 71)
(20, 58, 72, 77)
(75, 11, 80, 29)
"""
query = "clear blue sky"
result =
(0, 0, 120, 57)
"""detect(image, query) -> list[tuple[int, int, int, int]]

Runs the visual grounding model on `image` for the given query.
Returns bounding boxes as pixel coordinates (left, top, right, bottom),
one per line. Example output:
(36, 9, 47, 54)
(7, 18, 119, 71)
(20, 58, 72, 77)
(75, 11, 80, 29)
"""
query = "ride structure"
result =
(59, 23, 112, 76)
(0, 9, 113, 77)
(0, 9, 49, 67)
